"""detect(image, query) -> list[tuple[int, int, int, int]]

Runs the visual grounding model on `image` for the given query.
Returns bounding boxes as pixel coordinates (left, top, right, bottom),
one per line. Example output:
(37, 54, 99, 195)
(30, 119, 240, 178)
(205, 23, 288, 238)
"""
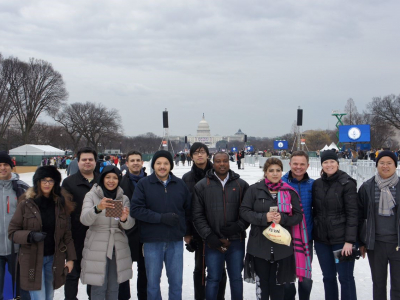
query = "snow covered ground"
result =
(17, 161, 381, 299)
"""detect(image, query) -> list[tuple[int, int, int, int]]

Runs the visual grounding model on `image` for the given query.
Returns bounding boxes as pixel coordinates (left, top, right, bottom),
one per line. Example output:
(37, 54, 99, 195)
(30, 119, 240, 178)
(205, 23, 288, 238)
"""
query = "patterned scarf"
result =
(264, 179, 312, 281)
(375, 172, 399, 216)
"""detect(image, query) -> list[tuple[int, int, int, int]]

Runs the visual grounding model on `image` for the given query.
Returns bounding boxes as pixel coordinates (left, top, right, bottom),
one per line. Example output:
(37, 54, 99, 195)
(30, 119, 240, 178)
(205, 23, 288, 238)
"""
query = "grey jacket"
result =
(67, 158, 79, 176)
(0, 173, 29, 255)
(80, 184, 135, 286)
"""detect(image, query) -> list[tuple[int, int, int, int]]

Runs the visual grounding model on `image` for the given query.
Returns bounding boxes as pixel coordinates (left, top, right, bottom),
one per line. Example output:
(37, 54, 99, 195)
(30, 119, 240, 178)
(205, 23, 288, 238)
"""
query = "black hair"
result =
(77, 147, 97, 162)
(126, 150, 143, 161)
(190, 142, 210, 157)
(213, 151, 230, 161)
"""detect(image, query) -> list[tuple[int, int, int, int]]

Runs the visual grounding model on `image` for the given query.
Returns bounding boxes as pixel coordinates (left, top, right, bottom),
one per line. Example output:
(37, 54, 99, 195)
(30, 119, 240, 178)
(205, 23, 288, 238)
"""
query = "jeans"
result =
(64, 258, 91, 300)
(144, 241, 183, 300)
(284, 241, 314, 300)
(367, 240, 400, 300)
(91, 252, 119, 300)
(205, 239, 245, 300)
(193, 236, 227, 300)
(29, 255, 54, 300)
(314, 242, 357, 300)
(0, 255, 30, 300)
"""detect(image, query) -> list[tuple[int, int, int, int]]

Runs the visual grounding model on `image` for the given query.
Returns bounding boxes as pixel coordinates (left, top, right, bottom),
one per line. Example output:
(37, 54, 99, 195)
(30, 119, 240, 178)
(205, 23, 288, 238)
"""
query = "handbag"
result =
(262, 222, 292, 246)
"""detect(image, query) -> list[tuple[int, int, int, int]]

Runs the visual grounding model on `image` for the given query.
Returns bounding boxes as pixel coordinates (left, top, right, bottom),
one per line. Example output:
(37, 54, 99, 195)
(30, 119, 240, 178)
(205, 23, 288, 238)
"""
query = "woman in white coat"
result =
(80, 165, 135, 300)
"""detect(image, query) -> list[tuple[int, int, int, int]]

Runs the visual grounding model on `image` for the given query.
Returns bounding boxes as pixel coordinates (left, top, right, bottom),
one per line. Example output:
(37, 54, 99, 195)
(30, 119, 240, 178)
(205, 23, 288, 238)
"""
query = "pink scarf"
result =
(265, 179, 312, 281)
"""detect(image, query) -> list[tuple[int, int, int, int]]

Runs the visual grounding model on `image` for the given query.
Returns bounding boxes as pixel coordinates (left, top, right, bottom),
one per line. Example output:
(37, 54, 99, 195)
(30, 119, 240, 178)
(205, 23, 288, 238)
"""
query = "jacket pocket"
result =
(23, 214, 37, 230)
(58, 214, 66, 229)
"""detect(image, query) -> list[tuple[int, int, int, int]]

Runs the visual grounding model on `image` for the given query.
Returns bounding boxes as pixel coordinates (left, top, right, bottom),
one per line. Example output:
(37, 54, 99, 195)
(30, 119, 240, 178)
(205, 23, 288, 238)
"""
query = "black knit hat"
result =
(376, 150, 398, 167)
(151, 150, 173, 170)
(320, 150, 338, 165)
(0, 152, 14, 168)
(33, 166, 62, 196)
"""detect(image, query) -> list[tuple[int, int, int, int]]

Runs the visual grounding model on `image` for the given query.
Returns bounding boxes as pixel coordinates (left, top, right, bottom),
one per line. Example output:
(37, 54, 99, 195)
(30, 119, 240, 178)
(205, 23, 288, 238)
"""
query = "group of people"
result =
(1, 143, 400, 300)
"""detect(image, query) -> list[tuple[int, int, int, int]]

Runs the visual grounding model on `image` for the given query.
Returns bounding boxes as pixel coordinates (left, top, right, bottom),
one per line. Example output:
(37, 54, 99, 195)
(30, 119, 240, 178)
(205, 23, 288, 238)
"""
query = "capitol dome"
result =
(197, 114, 211, 136)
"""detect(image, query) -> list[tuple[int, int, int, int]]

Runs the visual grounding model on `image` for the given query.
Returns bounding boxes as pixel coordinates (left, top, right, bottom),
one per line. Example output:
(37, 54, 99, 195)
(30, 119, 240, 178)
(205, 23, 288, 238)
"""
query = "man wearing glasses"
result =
(62, 147, 99, 300)
(182, 143, 227, 300)
(359, 150, 400, 300)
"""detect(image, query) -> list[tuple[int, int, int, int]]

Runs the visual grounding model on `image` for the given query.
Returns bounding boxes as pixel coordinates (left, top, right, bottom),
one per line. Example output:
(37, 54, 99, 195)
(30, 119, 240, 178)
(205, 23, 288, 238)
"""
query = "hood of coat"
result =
(90, 183, 125, 200)
(19, 187, 75, 215)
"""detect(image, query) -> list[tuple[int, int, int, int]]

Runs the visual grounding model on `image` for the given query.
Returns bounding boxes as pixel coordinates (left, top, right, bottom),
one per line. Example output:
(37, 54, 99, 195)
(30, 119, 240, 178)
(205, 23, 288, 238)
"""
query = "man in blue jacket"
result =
(130, 150, 191, 300)
(282, 150, 314, 300)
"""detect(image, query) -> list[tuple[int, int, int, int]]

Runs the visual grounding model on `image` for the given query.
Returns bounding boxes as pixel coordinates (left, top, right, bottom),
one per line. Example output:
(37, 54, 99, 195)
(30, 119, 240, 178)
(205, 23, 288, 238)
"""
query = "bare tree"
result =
(361, 111, 398, 149)
(4, 56, 68, 143)
(55, 102, 122, 152)
(0, 54, 16, 145)
(367, 94, 400, 130)
(343, 98, 362, 125)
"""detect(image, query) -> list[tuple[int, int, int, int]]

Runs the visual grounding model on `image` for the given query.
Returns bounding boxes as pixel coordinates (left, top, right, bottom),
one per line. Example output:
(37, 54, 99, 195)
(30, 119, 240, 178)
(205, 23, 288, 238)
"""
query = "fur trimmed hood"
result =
(19, 187, 75, 215)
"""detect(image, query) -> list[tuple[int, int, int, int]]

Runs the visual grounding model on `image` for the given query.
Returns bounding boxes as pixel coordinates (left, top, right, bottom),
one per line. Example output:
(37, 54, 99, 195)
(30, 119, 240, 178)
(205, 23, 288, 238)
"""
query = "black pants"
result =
(254, 257, 284, 300)
(194, 237, 227, 300)
(118, 250, 147, 300)
(64, 258, 91, 300)
(367, 240, 400, 300)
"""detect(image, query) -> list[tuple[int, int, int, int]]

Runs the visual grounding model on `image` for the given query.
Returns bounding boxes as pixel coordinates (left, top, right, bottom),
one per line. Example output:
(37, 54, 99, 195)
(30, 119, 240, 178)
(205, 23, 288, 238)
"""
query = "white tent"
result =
(9, 144, 65, 156)
(328, 142, 339, 151)
(320, 144, 329, 151)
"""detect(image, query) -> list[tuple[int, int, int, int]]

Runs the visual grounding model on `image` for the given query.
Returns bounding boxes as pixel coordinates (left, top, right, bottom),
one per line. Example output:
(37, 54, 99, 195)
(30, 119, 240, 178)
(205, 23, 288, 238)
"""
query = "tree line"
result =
(1, 53, 399, 153)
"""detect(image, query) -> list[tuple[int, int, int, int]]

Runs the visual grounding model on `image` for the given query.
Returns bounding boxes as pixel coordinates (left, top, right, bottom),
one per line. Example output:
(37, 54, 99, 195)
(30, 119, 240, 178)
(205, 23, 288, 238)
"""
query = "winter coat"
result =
(182, 160, 213, 237)
(80, 184, 135, 286)
(282, 171, 314, 240)
(192, 169, 250, 241)
(62, 170, 99, 260)
(8, 188, 77, 291)
(119, 169, 147, 261)
(312, 170, 358, 245)
(130, 172, 191, 243)
(66, 158, 79, 176)
(0, 173, 29, 256)
(239, 181, 303, 261)
(358, 176, 400, 250)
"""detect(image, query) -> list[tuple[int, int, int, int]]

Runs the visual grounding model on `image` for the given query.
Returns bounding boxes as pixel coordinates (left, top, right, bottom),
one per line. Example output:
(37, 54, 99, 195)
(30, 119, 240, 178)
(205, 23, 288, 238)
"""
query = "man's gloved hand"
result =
(28, 231, 47, 243)
(206, 233, 223, 250)
(185, 239, 198, 253)
(220, 222, 242, 237)
(160, 213, 179, 227)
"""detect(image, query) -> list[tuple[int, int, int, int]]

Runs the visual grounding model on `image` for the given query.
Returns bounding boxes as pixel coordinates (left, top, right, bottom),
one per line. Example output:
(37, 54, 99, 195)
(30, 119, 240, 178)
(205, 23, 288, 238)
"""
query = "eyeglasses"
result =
(378, 162, 394, 167)
(41, 179, 55, 185)
(193, 150, 207, 156)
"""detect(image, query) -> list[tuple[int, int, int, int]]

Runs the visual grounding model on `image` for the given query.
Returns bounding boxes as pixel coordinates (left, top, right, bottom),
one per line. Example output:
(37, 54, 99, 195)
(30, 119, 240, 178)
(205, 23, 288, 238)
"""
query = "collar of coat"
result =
(149, 172, 178, 184)
(19, 187, 75, 215)
(90, 183, 125, 200)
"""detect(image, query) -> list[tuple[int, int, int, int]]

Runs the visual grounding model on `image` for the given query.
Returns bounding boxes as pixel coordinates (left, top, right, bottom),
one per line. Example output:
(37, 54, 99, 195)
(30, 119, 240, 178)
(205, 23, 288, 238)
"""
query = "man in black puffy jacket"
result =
(193, 152, 249, 300)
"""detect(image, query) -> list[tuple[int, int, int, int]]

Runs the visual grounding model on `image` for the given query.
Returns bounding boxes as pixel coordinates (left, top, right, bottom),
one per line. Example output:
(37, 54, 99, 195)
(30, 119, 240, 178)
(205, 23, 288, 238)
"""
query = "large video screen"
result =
(274, 140, 288, 150)
(339, 125, 371, 143)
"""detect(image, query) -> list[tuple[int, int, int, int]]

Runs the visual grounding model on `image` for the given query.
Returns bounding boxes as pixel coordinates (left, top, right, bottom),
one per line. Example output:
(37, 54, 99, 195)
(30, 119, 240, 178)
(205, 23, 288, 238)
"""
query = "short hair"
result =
(126, 150, 143, 161)
(290, 150, 309, 163)
(190, 142, 210, 157)
(99, 154, 104, 160)
(213, 151, 229, 162)
(263, 157, 283, 172)
(77, 147, 97, 162)
(105, 155, 110, 161)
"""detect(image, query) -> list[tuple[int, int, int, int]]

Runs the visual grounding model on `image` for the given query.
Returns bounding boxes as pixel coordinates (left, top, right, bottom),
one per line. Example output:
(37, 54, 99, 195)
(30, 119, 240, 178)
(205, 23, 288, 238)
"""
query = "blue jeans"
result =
(205, 239, 245, 300)
(314, 242, 357, 300)
(29, 255, 54, 300)
(144, 241, 183, 300)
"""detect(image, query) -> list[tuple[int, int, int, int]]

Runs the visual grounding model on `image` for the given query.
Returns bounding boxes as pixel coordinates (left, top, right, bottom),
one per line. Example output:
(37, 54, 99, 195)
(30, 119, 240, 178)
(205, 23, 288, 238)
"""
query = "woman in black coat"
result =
(313, 150, 358, 300)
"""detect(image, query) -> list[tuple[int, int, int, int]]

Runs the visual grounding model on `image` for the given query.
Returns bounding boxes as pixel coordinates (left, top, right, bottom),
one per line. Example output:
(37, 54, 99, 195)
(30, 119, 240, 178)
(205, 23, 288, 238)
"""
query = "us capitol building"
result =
(171, 114, 245, 148)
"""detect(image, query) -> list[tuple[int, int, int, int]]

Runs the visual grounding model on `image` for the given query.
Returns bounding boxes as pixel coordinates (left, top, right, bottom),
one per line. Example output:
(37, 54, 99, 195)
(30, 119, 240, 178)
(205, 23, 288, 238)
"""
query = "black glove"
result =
(220, 222, 242, 237)
(206, 233, 223, 250)
(185, 239, 198, 253)
(28, 231, 47, 243)
(160, 213, 179, 227)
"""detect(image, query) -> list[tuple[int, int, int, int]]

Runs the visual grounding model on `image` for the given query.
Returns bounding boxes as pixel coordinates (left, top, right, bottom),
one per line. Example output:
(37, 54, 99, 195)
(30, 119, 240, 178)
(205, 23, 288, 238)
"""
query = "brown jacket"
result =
(8, 188, 77, 291)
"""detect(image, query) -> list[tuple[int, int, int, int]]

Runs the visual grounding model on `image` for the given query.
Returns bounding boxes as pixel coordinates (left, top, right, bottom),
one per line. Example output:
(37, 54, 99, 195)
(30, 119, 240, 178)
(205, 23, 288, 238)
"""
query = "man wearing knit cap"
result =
(131, 150, 191, 300)
(0, 152, 30, 299)
(359, 150, 400, 300)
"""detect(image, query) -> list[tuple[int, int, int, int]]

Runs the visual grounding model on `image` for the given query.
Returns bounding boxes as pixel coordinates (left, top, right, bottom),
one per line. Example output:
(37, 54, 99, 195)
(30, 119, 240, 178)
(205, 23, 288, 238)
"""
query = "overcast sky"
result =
(1, 0, 399, 138)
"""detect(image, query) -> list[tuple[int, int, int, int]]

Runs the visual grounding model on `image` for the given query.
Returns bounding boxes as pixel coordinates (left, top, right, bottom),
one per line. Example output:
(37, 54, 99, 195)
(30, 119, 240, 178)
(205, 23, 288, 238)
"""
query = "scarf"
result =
(375, 172, 399, 216)
(128, 168, 145, 188)
(192, 160, 213, 183)
(264, 179, 312, 281)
